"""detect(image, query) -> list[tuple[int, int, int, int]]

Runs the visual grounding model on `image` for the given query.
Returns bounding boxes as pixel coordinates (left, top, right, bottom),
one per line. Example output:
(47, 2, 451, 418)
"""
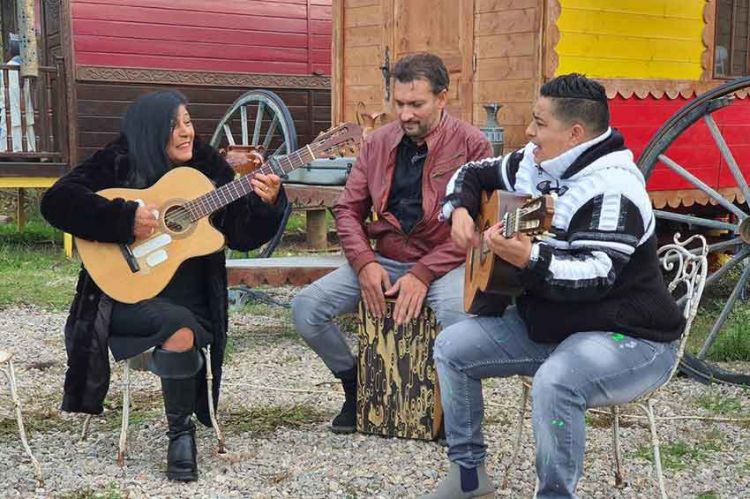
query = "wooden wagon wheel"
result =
(638, 76, 750, 386)
(210, 89, 297, 258)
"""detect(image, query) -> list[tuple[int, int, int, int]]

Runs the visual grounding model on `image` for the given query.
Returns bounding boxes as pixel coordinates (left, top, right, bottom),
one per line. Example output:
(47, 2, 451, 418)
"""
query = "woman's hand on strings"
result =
(251, 173, 282, 205)
(133, 203, 159, 240)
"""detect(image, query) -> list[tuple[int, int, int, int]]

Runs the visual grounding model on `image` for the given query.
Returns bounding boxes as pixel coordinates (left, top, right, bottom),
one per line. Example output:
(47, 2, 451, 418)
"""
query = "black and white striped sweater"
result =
(443, 129, 685, 343)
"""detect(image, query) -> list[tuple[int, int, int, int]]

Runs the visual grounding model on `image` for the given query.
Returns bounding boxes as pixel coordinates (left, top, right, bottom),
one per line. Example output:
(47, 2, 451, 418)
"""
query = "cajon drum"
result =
(356, 299, 442, 440)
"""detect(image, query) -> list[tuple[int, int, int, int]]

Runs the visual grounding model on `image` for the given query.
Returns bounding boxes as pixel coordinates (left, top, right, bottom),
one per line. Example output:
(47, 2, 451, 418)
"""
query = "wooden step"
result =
(227, 255, 346, 287)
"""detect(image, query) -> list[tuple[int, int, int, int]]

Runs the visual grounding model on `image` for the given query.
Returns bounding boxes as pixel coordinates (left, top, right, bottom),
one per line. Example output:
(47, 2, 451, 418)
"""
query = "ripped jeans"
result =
(433, 307, 677, 499)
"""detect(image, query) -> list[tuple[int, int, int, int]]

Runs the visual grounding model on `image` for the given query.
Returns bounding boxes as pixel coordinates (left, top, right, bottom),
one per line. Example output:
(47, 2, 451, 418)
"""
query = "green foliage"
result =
(0, 242, 78, 310)
(58, 481, 124, 499)
(686, 266, 750, 362)
(223, 404, 330, 435)
(632, 430, 723, 471)
(695, 390, 744, 415)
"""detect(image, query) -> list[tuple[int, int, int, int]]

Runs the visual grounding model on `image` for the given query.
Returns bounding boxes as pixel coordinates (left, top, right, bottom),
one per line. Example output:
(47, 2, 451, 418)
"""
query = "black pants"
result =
(109, 297, 213, 362)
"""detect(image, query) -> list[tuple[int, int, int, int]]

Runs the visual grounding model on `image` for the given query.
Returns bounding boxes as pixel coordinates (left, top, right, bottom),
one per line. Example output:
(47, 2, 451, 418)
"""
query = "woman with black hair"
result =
(41, 90, 287, 481)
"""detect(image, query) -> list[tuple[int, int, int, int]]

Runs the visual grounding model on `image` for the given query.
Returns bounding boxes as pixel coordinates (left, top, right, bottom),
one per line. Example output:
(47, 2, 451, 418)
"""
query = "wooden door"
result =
(388, 0, 475, 122)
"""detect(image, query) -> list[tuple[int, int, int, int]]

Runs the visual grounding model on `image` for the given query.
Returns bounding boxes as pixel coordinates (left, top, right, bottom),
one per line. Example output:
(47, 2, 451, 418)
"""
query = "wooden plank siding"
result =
(473, 0, 542, 151)
(555, 0, 705, 80)
(75, 82, 331, 162)
(71, 0, 332, 76)
(338, 0, 388, 123)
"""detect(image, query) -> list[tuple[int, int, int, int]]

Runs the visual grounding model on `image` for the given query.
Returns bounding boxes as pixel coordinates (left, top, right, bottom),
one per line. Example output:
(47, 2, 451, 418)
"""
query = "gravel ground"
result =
(1, 289, 749, 498)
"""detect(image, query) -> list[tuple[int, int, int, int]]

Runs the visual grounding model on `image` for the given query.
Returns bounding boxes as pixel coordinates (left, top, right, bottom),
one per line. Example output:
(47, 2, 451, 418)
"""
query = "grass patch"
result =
(223, 403, 329, 435)
(695, 390, 744, 415)
(0, 240, 78, 310)
(632, 430, 723, 471)
(237, 300, 291, 320)
(696, 493, 719, 499)
(0, 406, 78, 437)
(57, 481, 124, 499)
(687, 266, 750, 362)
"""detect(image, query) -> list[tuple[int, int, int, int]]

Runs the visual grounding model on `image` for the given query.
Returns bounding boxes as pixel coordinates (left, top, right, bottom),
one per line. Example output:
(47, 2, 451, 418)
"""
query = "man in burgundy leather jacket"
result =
(292, 53, 492, 433)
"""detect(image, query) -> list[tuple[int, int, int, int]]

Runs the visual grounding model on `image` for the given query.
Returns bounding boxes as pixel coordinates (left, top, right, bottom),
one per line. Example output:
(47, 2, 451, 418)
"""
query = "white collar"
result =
(535, 127, 612, 179)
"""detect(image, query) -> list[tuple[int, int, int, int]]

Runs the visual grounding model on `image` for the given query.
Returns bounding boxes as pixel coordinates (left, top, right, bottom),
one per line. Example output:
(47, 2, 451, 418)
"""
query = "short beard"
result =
(401, 122, 430, 140)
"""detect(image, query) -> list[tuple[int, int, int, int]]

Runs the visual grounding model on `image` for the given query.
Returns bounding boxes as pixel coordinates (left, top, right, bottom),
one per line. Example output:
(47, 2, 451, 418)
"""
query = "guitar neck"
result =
(184, 146, 316, 220)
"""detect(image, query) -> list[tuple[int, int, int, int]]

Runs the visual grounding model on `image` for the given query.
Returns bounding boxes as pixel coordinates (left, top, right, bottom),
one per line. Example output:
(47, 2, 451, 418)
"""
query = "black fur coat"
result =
(41, 135, 287, 423)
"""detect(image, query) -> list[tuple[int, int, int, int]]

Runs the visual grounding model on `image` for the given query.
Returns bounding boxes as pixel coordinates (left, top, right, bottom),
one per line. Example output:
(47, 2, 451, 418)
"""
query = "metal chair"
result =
(80, 345, 225, 465)
(502, 234, 709, 499)
(0, 349, 43, 485)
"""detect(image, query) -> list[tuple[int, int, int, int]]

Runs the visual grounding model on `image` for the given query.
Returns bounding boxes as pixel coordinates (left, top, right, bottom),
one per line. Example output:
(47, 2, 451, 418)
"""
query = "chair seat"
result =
(0, 350, 13, 363)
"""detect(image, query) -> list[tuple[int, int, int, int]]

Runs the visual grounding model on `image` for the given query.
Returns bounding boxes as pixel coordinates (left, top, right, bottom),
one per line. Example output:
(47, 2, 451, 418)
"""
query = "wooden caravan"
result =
(0, 0, 334, 186)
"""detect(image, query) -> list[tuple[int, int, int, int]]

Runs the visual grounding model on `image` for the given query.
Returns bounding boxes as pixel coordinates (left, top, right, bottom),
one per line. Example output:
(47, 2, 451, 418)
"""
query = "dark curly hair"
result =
(392, 53, 449, 94)
(540, 73, 609, 135)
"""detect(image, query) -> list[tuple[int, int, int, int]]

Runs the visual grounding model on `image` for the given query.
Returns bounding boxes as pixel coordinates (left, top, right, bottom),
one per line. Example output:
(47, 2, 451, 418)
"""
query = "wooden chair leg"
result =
(117, 361, 130, 466)
(502, 380, 530, 489)
(610, 406, 626, 488)
(80, 414, 93, 442)
(202, 346, 226, 454)
(639, 399, 667, 499)
(3, 359, 44, 485)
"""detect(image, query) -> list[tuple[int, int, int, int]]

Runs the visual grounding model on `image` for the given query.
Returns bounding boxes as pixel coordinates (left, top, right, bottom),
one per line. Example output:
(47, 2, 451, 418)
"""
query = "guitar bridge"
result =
(119, 244, 140, 273)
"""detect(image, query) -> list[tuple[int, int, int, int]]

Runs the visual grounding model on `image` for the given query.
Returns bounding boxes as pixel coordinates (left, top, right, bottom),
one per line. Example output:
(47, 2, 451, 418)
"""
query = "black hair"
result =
(120, 90, 188, 187)
(392, 52, 449, 94)
(540, 73, 609, 135)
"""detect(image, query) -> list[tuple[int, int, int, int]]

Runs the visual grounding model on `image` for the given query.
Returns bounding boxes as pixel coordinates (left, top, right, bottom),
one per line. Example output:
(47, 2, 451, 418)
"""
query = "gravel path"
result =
(1, 291, 749, 498)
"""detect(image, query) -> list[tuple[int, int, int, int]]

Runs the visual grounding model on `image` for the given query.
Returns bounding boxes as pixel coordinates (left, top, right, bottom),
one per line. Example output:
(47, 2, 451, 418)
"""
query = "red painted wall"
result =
(71, 0, 332, 76)
(611, 95, 750, 192)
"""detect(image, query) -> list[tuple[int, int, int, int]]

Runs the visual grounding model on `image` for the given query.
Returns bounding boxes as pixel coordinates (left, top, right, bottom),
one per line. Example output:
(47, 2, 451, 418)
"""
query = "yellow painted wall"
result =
(556, 0, 705, 80)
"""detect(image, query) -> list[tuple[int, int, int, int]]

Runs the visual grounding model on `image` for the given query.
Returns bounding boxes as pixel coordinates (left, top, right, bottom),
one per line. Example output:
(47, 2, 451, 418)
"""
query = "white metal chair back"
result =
(656, 233, 708, 384)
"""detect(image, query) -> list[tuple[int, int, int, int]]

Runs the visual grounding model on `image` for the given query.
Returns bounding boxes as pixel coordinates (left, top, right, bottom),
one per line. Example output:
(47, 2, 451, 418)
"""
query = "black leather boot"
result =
(151, 347, 204, 482)
(331, 365, 357, 434)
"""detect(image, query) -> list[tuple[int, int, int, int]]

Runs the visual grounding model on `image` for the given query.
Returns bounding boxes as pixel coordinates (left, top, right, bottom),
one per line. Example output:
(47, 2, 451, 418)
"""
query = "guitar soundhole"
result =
(164, 204, 192, 233)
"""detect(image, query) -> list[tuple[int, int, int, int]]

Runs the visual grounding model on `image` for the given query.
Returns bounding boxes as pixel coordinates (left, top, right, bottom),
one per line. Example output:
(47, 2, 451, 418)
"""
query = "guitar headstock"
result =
(508, 194, 555, 237)
(309, 122, 363, 159)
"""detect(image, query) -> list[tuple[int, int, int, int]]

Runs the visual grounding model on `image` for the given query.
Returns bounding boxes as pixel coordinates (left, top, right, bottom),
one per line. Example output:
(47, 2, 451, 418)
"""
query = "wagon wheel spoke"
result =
(272, 141, 287, 157)
(658, 154, 747, 220)
(704, 114, 750, 213)
(223, 124, 235, 146)
(706, 247, 750, 288)
(240, 105, 249, 146)
(262, 114, 280, 151)
(252, 102, 265, 146)
(654, 210, 738, 232)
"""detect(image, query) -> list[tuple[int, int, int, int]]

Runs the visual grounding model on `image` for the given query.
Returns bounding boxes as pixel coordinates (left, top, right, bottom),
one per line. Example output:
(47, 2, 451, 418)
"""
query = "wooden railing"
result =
(0, 59, 67, 165)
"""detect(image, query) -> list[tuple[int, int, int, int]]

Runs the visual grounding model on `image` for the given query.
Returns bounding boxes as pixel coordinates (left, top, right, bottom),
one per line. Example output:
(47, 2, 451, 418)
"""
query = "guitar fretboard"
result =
(183, 146, 316, 220)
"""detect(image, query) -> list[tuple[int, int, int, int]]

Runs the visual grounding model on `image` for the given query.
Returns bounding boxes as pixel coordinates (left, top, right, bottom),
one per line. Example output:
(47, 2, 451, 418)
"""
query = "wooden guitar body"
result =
(75, 167, 226, 304)
(464, 190, 555, 314)
(74, 122, 363, 304)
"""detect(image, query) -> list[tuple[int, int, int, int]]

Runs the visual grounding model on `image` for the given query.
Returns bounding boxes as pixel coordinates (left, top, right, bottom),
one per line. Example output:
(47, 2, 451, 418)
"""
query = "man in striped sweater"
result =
(423, 74, 684, 498)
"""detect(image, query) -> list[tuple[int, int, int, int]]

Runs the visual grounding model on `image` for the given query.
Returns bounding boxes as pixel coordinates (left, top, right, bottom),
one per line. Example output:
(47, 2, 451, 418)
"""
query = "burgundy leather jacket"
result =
(333, 112, 492, 284)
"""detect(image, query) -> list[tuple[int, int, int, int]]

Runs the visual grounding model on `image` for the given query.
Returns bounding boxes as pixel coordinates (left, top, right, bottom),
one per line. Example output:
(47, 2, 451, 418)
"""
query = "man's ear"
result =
(436, 89, 448, 110)
(569, 123, 587, 145)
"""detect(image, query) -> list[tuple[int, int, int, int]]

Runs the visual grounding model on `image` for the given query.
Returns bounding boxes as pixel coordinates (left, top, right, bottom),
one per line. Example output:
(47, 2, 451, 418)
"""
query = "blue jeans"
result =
(292, 254, 469, 374)
(434, 307, 677, 499)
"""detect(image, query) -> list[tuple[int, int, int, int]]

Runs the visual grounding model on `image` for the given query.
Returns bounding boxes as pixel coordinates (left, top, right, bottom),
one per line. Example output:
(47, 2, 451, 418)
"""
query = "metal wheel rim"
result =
(211, 90, 298, 259)
(638, 77, 750, 386)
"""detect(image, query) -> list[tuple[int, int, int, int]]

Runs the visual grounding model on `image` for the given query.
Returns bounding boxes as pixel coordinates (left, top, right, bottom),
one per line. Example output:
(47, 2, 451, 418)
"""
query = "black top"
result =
(388, 136, 428, 234)
(159, 256, 211, 320)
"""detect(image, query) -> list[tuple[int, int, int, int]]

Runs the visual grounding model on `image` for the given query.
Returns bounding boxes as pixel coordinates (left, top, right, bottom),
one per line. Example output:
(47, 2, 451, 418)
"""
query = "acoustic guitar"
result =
(464, 190, 555, 314)
(76, 122, 363, 304)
